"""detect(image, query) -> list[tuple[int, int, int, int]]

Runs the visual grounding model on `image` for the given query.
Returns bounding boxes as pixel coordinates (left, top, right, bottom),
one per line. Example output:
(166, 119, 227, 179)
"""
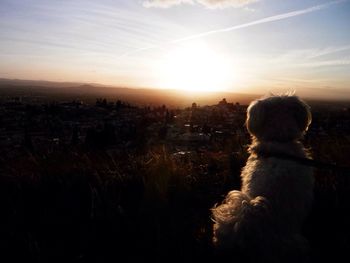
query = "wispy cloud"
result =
(143, 0, 258, 9)
(268, 44, 350, 69)
(0, 0, 187, 58)
(143, 0, 194, 8)
(271, 45, 350, 62)
(307, 45, 350, 58)
(122, 0, 347, 57)
(197, 0, 259, 9)
(300, 58, 350, 67)
(171, 0, 347, 42)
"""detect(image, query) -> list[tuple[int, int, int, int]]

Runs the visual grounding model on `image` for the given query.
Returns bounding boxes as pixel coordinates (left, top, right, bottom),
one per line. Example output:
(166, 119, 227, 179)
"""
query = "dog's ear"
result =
(246, 99, 266, 137)
(287, 96, 312, 133)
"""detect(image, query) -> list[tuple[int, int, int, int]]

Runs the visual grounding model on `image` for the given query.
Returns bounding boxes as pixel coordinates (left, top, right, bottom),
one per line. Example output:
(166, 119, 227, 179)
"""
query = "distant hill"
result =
(0, 78, 259, 107)
(0, 78, 105, 88)
(1, 78, 349, 107)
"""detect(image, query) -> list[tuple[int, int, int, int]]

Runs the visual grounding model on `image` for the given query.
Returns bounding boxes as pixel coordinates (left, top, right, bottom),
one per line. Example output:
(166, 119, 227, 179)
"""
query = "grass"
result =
(0, 136, 349, 262)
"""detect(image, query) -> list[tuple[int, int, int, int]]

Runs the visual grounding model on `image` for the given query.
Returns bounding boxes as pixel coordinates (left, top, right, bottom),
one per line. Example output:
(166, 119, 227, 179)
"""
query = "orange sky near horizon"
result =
(1, 0, 350, 99)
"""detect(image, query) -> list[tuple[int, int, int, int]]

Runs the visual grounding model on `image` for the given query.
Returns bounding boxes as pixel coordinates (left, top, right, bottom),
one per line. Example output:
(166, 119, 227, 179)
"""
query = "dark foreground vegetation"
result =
(1, 92, 350, 262)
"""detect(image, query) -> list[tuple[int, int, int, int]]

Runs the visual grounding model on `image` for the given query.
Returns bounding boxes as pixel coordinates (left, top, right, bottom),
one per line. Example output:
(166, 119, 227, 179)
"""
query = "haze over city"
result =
(1, 0, 350, 99)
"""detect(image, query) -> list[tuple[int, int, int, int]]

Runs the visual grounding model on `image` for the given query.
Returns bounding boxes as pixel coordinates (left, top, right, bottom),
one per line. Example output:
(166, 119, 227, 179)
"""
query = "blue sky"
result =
(0, 0, 349, 97)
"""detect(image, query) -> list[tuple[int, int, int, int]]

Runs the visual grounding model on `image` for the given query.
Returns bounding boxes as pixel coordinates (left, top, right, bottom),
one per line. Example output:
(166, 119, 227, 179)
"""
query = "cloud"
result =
(143, 0, 194, 8)
(197, 0, 259, 9)
(268, 44, 350, 69)
(307, 45, 350, 59)
(121, 0, 347, 58)
(300, 58, 350, 68)
(167, 0, 345, 42)
(142, 0, 258, 9)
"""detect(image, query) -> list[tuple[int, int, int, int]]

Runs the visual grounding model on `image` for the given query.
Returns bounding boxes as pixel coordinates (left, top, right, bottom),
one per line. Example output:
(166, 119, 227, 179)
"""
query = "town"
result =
(1, 95, 350, 157)
(0, 94, 350, 262)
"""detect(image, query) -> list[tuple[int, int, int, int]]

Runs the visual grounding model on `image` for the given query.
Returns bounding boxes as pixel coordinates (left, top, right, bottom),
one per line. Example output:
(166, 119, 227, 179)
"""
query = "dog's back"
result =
(241, 140, 314, 230)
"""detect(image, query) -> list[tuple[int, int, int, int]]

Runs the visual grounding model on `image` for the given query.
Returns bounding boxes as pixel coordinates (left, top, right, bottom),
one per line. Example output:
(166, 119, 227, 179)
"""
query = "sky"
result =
(0, 0, 350, 97)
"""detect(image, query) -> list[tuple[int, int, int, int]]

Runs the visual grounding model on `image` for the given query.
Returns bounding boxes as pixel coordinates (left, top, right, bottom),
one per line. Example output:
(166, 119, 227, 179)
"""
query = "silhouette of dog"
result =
(212, 95, 314, 263)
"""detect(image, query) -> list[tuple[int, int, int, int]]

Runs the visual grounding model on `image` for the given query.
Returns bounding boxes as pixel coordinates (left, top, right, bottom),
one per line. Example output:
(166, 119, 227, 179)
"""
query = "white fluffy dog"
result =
(212, 95, 314, 262)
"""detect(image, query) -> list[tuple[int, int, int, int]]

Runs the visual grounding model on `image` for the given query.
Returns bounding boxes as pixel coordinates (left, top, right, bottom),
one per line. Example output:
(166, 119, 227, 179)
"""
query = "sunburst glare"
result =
(157, 43, 235, 92)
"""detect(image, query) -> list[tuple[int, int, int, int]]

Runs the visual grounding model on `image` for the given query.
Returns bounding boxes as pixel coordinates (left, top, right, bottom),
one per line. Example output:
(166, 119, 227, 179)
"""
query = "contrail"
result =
(118, 0, 347, 58)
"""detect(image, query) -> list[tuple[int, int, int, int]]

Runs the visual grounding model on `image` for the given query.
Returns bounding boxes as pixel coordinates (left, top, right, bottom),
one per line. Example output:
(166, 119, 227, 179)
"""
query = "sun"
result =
(158, 43, 234, 92)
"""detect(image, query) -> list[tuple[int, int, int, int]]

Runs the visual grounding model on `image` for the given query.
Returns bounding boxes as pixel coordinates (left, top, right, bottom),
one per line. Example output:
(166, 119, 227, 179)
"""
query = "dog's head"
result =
(246, 95, 312, 142)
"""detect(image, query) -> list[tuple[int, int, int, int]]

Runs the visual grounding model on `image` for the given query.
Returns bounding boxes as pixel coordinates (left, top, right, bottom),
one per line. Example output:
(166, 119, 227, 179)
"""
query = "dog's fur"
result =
(212, 95, 314, 262)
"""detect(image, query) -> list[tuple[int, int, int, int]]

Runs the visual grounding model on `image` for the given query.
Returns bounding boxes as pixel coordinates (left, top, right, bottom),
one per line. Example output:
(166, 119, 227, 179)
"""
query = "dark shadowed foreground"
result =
(0, 97, 350, 262)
